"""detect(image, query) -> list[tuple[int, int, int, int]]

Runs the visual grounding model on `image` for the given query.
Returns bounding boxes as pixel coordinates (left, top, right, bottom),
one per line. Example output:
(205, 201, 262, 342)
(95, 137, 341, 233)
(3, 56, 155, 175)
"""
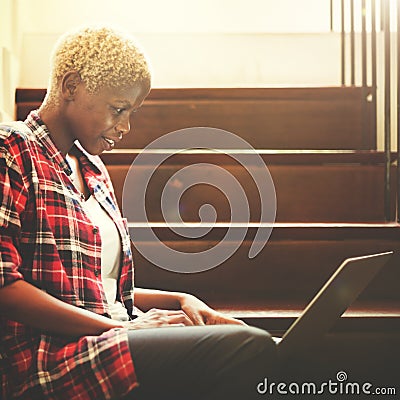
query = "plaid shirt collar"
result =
(26, 110, 103, 180)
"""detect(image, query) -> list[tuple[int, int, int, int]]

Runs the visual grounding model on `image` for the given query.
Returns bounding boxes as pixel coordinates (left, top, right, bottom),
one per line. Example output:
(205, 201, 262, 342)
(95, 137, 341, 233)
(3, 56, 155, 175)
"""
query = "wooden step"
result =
(104, 151, 397, 223)
(120, 87, 372, 150)
(15, 87, 374, 149)
(132, 224, 400, 303)
(215, 300, 400, 333)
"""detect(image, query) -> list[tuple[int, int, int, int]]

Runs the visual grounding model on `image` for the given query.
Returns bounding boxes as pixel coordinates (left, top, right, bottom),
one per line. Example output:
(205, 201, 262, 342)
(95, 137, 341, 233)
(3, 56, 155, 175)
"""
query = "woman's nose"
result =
(116, 115, 131, 135)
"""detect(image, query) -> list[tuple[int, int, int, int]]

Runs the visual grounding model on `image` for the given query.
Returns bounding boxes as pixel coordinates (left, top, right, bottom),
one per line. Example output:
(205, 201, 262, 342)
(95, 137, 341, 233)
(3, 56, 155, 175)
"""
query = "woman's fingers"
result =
(126, 308, 193, 330)
(157, 309, 194, 326)
(210, 313, 247, 326)
(181, 308, 205, 326)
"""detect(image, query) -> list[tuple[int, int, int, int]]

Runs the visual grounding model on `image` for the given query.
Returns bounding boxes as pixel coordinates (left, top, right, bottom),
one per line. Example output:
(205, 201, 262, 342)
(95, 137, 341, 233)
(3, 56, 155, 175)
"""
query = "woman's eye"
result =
(112, 107, 124, 115)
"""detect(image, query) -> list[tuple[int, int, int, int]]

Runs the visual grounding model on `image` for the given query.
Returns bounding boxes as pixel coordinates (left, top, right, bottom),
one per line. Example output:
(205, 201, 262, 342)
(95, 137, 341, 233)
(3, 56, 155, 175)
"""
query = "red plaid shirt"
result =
(0, 111, 137, 399)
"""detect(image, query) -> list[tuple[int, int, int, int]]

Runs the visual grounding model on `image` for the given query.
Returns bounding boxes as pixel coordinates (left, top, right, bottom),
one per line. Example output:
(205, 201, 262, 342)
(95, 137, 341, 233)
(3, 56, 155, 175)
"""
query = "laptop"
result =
(272, 251, 393, 361)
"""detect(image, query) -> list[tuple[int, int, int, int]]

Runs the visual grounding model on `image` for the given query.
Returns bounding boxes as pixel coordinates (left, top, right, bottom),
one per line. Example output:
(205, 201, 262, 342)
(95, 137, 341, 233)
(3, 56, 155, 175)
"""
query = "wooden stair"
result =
(103, 150, 397, 222)
(16, 87, 375, 149)
(15, 88, 400, 385)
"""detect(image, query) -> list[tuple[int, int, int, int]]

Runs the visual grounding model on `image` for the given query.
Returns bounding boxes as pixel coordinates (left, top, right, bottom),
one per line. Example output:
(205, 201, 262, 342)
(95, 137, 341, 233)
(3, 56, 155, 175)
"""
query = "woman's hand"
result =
(180, 294, 246, 326)
(125, 308, 194, 330)
(132, 288, 246, 327)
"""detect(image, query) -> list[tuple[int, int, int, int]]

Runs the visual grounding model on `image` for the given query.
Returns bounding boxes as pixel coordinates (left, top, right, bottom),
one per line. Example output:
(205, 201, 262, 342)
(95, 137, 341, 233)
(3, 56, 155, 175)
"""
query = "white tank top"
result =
(82, 195, 130, 321)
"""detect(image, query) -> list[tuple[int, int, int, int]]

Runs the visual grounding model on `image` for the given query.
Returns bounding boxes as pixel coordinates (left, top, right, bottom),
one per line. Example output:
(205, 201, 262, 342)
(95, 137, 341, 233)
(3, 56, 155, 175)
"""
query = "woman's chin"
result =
(80, 141, 107, 156)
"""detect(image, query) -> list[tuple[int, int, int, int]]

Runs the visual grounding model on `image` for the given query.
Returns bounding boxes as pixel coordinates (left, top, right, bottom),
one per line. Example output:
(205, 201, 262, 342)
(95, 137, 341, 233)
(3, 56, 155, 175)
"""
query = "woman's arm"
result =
(134, 287, 245, 326)
(133, 287, 187, 311)
(0, 280, 123, 337)
(0, 281, 196, 334)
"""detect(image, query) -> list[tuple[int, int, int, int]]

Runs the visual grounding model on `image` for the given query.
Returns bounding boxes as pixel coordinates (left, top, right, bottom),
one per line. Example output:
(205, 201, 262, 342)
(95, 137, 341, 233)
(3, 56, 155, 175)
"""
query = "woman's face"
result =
(64, 78, 150, 155)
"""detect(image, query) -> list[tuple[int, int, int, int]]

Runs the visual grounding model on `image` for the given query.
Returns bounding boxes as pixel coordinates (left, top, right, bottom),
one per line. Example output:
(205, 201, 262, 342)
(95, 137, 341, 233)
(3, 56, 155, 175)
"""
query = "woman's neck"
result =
(38, 103, 75, 155)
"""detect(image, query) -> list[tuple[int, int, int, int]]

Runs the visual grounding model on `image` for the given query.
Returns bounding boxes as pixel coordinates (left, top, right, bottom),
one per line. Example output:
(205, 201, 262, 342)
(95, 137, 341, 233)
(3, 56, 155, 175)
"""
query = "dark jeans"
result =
(124, 324, 277, 400)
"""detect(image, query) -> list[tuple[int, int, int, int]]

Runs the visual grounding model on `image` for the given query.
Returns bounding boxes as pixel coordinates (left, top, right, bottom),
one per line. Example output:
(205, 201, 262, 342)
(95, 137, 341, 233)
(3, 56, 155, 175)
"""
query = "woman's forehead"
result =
(97, 81, 149, 101)
(89, 80, 150, 109)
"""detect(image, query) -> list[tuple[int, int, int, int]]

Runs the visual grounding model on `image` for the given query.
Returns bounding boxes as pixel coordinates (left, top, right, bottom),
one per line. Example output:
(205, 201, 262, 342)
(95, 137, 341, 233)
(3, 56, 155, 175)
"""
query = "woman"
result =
(0, 26, 276, 399)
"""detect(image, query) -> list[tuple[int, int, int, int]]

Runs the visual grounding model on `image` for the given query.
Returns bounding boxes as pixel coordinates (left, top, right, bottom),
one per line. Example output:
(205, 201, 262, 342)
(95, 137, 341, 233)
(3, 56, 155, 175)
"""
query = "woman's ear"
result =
(61, 71, 82, 100)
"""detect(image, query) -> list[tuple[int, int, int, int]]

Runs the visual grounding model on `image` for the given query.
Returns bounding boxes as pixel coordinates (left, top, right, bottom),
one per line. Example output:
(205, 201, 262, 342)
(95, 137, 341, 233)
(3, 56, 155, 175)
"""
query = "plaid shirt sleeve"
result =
(0, 113, 138, 400)
(0, 146, 26, 288)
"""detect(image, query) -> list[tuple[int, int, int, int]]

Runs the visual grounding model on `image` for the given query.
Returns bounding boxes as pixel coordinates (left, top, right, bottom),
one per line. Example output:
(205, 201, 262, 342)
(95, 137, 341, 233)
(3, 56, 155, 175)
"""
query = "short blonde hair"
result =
(44, 26, 151, 105)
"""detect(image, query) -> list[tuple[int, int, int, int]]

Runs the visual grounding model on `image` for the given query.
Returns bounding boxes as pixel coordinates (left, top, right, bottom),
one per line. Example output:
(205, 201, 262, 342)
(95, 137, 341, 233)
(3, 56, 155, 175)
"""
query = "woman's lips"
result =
(101, 134, 122, 151)
(104, 137, 115, 146)
(102, 137, 115, 151)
